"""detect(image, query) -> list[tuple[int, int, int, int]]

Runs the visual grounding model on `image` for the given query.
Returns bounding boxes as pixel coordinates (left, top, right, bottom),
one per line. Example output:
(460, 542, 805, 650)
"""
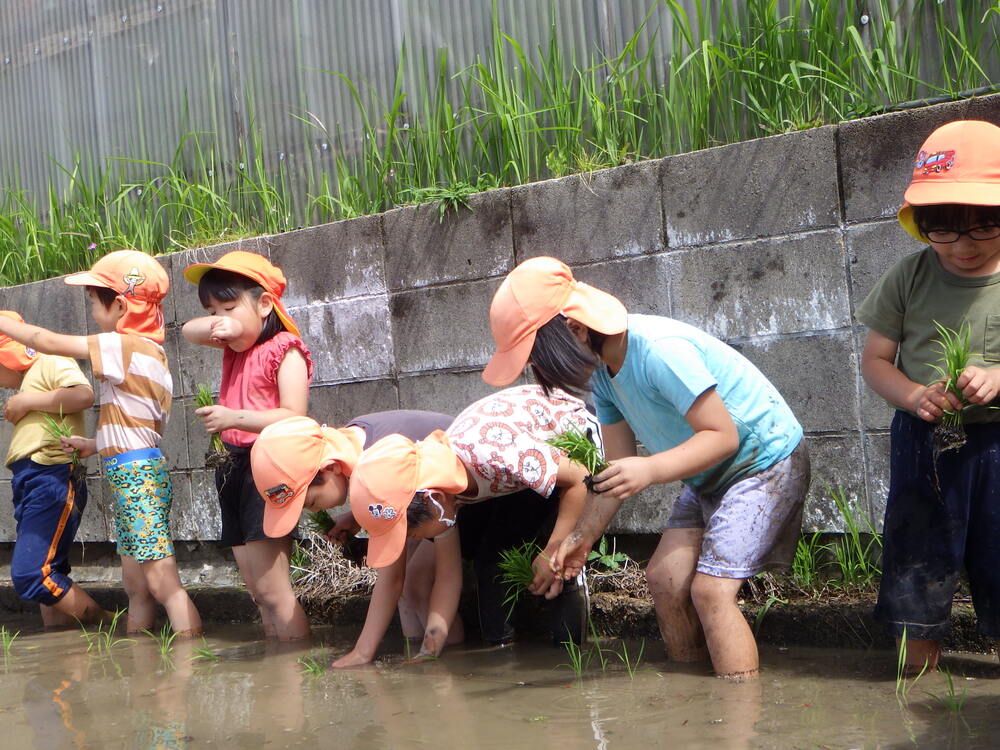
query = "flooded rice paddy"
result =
(1, 622, 999, 748)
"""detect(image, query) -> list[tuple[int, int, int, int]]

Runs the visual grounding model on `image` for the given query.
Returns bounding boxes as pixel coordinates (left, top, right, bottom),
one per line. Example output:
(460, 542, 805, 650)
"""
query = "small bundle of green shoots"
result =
(41, 409, 81, 468)
(194, 384, 229, 468)
(928, 320, 971, 454)
(306, 510, 335, 535)
(497, 541, 541, 618)
(546, 423, 608, 489)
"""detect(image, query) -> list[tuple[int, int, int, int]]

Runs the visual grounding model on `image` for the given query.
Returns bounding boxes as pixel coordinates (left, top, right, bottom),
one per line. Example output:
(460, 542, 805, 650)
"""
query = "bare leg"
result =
(691, 573, 757, 678)
(140, 555, 202, 635)
(45, 583, 112, 627)
(233, 539, 310, 641)
(398, 541, 430, 639)
(40, 603, 76, 629)
(121, 555, 157, 632)
(645, 528, 708, 662)
(898, 637, 940, 672)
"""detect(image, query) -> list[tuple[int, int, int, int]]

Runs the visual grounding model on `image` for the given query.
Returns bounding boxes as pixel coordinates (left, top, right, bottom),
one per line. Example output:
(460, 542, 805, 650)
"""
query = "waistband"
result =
(103, 447, 163, 467)
(8, 457, 72, 474)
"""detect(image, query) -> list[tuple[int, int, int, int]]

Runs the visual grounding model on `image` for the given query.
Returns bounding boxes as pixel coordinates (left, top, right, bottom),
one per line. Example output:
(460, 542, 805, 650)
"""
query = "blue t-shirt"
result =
(590, 315, 802, 495)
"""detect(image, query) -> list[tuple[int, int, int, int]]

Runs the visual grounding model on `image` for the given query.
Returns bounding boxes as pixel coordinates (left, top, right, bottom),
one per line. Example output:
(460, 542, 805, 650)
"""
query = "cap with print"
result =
(0, 311, 38, 371)
(252, 415, 365, 538)
(349, 431, 468, 568)
(183, 251, 301, 337)
(898, 120, 1000, 242)
(483, 256, 628, 386)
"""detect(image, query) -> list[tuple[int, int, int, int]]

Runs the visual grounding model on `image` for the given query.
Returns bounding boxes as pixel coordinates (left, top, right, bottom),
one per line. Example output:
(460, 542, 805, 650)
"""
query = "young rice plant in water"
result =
(0, 625, 18, 656)
(497, 541, 540, 618)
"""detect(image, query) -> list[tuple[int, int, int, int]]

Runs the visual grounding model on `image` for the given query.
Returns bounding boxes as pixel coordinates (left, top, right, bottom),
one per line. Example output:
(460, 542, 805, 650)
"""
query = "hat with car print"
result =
(349, 431, 468, 568)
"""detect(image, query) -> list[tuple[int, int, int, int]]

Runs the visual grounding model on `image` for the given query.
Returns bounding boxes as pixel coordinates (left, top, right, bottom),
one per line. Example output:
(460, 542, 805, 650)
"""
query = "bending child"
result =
(0, 311, 108, 628)
(0, 251, 202, 635)
(182, 251, 312, 640)
(857, 120, 1000, 672)
(484, 256, 809, 679)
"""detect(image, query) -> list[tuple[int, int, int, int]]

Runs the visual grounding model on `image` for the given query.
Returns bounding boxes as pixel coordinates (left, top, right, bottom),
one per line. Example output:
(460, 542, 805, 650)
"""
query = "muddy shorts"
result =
(104, 448, 174, 562)
(665, 440, 810, 579)
(875, 411, 1000, 640)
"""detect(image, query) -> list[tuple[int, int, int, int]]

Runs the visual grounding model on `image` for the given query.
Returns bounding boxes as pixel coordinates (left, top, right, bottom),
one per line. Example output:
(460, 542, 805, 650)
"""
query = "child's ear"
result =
(320, 460, 344, 476)
(565, 318, 590, 345)
(113, 296, 128, 317)
(256, 292, 276, 318)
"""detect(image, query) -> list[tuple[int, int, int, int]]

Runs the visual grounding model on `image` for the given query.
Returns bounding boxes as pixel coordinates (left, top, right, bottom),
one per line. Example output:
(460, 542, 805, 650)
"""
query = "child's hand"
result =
(909, 382, 965, 423)
(528, 552, 563, 599)
(326, 514, 361, 545)
(551, 531, 593, 581)
(955, 366, 1000, 406)
(592, 456, 654, 500)
(208, 317, 244, 346)
(331, 648, 374, 669)
(60, 435, 96, 458)
(3, 393, 33, 424)
(195, 404, 236, 434)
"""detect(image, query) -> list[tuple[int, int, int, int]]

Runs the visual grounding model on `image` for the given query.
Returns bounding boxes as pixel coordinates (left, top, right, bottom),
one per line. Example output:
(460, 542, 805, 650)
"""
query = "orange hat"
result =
(252, 416, 366, 538)
(183, 251, 301, 337)
(349, 431, 468, 568)
(483, 256, 628, 386)
(65, 250, 169, 343)
(0, 311, 38, 371)
(898, 120, 1000, 242)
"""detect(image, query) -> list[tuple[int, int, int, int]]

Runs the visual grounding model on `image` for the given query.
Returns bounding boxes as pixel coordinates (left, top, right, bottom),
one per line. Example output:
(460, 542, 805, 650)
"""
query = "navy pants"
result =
(10, 459, 88, 605)
(875, 411, 1000, 640)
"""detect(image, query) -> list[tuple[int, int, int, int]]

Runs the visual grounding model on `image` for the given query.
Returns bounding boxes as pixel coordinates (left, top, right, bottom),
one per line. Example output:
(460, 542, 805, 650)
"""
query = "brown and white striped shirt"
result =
(88, 332, 172, 458)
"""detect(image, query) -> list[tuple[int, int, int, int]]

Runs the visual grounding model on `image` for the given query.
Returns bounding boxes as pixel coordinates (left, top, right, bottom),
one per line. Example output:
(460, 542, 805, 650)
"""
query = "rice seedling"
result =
(306, 510, 335, 535)
(40, 408, 82, 471)
(0, 625, 19, 656)
(189, 639, 220, 663)
(896, 627, 928, 699)
(753, 594, 788, 638)
(297, 654, 327, 677)
(497, 541, 540, 618)
(791, 531, 825, 590)
(616, 638, 646, 679)
(290, 541, 312, 583)
(547, 424, 608, 489)
(587, 535, 629, 573)
(586, 618, 610, 671)
(927, 320, 973, 454)
(923, 666, 969, 715)
(558, 636, 587, 678)
(141, 623, 181, 658)
(824, 487, 882, 589)
(79, 609, 132, 653)
(194, 384, 229, 468)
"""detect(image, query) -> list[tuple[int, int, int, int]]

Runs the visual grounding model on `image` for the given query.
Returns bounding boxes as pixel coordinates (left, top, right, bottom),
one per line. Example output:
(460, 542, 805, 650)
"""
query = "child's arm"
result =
(861, 329, 965, 421)
(528, 458, 588, 599)
(0, 317, 88, 360)
(332, 554, 406, 668)
(181, 316, 237, 349)
(195, 348, 309, 435)
(3, 384, 94, 424)
(408, 532, 463, 661)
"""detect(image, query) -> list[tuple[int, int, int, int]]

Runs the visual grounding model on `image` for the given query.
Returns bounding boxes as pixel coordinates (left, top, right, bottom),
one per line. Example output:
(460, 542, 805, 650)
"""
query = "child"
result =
(484, 256, 809, 679)
(856, 120, 1000, 672)
(182, 250, 312, 640)
(250, 410, 458, 649)
(0, 251, 202, 635)
(340, 384, 599, 667)
(0, 311, 108, 627)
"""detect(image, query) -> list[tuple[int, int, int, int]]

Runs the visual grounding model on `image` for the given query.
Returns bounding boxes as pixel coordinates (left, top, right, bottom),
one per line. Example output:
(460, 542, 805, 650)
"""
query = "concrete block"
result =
(391, 279, 500, 374)
(0, 481, 12, 542)
(853, 325, 896, 432)
(662, 126, 839, 247)
(608, 480, 677, 534)
(398, 371, 501, 417)
(668, 230, 851, 339)
(731, 331, 859, 434)
(573, 255, 672, 318)
(270, 215, 387, 304)
(164, 399, 198, 472)
(170, 472, 222, 541)
(511, 161, 663, 264)
(964, 93, 1000, 126)
(846, 221, 925, 310)
(298, 296, 394, 384)
(838, 98, 969, 224)
(309, 380, 400, 426)
(863, 432, 891, 528)
(0, 275, 90, 337)
(801, 435, 867, 532)
(79, 477, 110, 542)
(173, 330, 223, 397)
(190, 470, 221, 518)
(384, 190, 513, 290)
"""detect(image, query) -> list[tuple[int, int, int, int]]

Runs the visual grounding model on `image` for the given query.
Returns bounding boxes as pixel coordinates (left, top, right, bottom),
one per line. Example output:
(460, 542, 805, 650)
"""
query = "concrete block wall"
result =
(1, 93, 997, 543)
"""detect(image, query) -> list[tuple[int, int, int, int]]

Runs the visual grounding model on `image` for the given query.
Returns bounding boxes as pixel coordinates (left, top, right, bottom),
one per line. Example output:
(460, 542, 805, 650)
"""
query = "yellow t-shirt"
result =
(5, 355, 90, 466)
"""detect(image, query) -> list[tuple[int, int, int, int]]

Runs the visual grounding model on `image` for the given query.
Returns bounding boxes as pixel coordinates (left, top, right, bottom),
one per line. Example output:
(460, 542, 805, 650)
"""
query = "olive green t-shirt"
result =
(855, 247, 1000, 423)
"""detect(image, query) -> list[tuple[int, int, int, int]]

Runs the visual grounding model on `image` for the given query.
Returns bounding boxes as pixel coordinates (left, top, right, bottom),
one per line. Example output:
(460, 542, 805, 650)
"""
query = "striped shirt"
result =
(88, 332, 172, 458)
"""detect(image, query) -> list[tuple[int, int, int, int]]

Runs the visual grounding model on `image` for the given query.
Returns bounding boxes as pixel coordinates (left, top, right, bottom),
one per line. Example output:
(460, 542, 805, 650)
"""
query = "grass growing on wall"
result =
(0, 0, 996, 287)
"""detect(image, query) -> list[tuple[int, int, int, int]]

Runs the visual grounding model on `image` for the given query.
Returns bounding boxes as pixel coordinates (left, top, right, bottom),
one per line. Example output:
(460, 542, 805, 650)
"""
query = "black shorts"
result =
(874, 411, 1000, 640)
(216, 444, 280, 546)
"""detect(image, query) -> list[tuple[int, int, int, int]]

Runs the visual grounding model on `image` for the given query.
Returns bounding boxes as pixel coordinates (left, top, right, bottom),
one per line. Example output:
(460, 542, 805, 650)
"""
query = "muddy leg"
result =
(646, 528, 708, 662)
(691, 573, 758, 679)
(898, 637, 940, 672)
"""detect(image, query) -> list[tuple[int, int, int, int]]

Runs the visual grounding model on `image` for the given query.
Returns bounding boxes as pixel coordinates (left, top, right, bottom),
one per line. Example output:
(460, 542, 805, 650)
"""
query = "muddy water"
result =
(1, 622, 999, 749)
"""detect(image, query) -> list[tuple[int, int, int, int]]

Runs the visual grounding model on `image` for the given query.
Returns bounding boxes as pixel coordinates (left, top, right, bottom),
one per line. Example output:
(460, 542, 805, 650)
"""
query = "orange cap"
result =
(183, 251, 301, 337)
(65, 250, 169, 343)
(252, 416, 365, 538)
(483, 256, 628, 386)
(898, 120, 1000, 242)
(349, 431, 468, 568)
(0, 311, 38, 371)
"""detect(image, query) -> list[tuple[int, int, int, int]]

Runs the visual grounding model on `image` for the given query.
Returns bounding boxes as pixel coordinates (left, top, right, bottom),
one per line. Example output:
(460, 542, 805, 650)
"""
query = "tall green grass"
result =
(0, 0, 996, 286)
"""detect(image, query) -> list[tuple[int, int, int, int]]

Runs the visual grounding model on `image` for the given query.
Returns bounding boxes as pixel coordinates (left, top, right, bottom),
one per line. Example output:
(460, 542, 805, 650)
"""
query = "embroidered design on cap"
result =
(264, 483, 294, 505)
(368, 503, 384, 518)
(122, 267, 146, 296)
(914, 150, 956, 175)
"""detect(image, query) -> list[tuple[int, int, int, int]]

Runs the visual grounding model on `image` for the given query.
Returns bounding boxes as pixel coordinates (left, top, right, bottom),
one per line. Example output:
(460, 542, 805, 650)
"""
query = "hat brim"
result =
(482, 332, 535, 387)
(361, 514, 408, 568)
(563, 283, 628, 335)
(903, 181, 1000, 209)
(182, 263, 214, 286)
(262, 489, 307, 539)
(64, 271, 114, 289)
(184, 262, 301, 337)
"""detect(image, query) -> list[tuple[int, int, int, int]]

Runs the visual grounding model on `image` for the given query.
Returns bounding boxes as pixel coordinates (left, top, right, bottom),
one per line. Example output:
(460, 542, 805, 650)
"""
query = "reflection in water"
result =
(2, 624, 1000, 748)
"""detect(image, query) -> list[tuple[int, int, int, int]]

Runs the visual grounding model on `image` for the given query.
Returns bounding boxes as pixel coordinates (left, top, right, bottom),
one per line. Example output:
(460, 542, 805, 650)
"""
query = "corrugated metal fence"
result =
(0, 1, 993, 202)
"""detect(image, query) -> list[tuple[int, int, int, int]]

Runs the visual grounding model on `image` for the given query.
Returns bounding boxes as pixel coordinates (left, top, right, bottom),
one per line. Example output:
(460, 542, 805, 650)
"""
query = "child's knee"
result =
(690, 575, 738, 614)
(646, 565, 690, 605)
(12, 569, 58, 605)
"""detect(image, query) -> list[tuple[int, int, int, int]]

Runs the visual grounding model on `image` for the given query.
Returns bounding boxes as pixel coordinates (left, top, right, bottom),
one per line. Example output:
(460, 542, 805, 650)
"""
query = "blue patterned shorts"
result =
(104, 448, 174, 562)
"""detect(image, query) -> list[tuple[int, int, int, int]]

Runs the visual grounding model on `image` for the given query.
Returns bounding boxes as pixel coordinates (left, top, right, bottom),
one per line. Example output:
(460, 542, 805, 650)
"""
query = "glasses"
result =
(920, 225, 1000, 243)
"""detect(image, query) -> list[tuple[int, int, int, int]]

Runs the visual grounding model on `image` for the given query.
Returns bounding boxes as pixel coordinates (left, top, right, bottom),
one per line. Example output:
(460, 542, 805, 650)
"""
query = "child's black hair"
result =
(913, 203, 1000, 233)
(528, 315, 602, 398)
(406, 494, 434, 527)
(86, 285, 119, 309)
(197, 268, 283, 345)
